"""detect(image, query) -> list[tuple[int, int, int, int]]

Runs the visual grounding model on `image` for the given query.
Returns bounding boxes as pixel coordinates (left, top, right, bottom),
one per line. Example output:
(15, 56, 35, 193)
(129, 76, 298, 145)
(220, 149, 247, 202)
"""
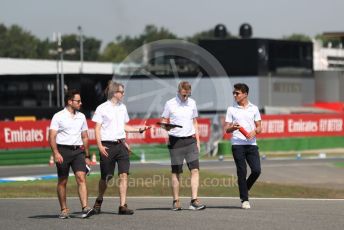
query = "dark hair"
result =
(64, 89, 80, 105)
(234, 83, 249, 94)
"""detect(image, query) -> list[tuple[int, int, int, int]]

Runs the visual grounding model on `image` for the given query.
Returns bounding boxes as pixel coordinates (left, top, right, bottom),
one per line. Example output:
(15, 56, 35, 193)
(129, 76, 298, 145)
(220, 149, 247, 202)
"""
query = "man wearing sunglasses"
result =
(224, 83, 262, 209)
(49, 89, 94, 219)
(161, 81, 206, 211)
(91, 81, 150, 215)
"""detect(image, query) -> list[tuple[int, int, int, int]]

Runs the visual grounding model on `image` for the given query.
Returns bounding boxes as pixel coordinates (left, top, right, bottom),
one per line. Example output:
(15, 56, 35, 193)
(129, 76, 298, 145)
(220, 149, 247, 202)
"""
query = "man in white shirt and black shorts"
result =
(224, 83, 262, 209)
(161, 81, 206, 211)
(49, 89, 94, 219)
(91, 81, 150, 215)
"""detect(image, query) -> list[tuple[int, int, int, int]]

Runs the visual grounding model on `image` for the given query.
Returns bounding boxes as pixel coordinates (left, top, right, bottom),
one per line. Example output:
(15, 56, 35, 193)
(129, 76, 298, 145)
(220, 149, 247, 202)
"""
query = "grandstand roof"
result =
(322, 32, 344, 39)
(0, 58, 115, 75)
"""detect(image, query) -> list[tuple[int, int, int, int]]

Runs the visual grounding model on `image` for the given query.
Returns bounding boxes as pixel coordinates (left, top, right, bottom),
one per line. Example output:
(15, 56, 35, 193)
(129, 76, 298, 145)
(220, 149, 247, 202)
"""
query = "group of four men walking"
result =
(49, 81, 261, 218)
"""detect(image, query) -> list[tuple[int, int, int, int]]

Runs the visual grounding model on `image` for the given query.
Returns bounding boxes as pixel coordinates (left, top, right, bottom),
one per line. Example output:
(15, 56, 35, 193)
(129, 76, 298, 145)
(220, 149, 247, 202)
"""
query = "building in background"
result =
(2, 30, 344, 120)
(312, 32, 344, 112)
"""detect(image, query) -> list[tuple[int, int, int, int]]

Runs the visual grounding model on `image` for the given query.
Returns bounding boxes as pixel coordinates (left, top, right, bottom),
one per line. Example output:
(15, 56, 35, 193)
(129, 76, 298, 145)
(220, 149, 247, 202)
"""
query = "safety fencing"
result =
(1, 114, 344, 150)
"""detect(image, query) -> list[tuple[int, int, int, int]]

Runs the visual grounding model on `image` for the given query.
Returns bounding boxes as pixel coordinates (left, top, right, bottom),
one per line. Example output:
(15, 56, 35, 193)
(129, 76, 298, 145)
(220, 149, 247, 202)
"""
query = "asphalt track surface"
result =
(0, 159, 343, 229)
(0, 197, 343, 230)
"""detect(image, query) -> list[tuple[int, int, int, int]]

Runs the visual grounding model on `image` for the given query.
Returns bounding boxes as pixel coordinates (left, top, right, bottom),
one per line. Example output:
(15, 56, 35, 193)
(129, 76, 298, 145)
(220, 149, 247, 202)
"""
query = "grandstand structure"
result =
(313, 32, 344, 112)
(0, 58, 114, 119)
(313, 32, 344, 70)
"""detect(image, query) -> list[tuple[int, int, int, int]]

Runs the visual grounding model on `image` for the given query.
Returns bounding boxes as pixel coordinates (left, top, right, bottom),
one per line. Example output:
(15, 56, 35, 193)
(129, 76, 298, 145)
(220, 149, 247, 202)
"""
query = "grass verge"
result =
(0, 169, 343, 199)
(333, 162, 344, 168)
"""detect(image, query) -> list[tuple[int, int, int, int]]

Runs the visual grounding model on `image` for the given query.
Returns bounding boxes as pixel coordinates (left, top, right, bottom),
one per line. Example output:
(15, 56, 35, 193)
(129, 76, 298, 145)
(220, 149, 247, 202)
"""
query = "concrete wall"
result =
(116, 74, 315, 116)
(267, 75, 314, 106)
(227, 75, 314, 108)
(118, 76, 233, 117)
(315, 71, 344, 101)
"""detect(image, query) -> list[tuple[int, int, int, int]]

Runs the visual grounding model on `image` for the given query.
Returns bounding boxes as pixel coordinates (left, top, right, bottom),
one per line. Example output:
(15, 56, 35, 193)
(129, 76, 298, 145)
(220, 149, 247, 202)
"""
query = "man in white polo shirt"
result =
(92, 81, 150, 215)
(49, 89, 94, 219)
(224, 83, 262, 209)
(161, 81, 206, 211)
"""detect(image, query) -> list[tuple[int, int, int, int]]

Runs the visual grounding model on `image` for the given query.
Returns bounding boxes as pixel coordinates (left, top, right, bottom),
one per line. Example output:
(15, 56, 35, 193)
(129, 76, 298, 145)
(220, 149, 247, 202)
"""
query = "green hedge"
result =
(0, 146, 135, 166)
(0, 144, 171, 166)
(217, 136, 344, 155)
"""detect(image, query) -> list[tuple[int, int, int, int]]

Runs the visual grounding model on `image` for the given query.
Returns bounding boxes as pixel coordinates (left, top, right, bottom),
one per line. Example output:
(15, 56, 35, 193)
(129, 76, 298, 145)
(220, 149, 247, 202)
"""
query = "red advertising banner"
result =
(2, 114, 343, 149)
(0, 118, 211, 149)
(223, 114, 344, 139)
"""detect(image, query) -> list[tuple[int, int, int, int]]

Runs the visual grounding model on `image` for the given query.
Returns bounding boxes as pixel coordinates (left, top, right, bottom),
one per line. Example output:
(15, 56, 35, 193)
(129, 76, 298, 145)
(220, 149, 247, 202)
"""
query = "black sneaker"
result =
(93, 198, 103, 214)
(189, 199, 206, 210)
(172, 199, 182, 211)
(81, 206, 95, 218)
(118, 204, 134, 215)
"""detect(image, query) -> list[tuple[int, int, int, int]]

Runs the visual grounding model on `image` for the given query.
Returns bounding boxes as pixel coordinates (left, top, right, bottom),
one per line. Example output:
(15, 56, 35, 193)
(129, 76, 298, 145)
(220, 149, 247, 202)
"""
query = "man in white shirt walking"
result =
(161, 81, 206, 211)
(224, 83, 262, 209)
(49, 89, 94, 219)
(92, 81, 150, 215)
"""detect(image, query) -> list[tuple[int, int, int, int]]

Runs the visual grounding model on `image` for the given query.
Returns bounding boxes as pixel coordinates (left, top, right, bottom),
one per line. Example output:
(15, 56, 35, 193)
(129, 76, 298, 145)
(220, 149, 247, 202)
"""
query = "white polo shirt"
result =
(92, 100, 129, 141)
(49, 108, 88, 145)
(225, 102, 261, 145)
(161, 96, 198, 137)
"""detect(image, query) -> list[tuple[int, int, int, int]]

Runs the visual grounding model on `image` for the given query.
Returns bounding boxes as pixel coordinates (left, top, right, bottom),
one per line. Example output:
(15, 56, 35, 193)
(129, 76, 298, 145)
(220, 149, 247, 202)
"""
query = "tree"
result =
(282, 33, 311, 42)
(100, 25, 178, 62)
(83, 37, 102, 61)
(315, 34, 342, 48)
(0, 24, 8, 56)
(139, 25, 177, 43)
(51, 34, 102, 61)
(100, 42, 128, 62)
(187, 27, 235, 44)
(0, 23, 102, 60)
(187, 28, 216, 44)
(0, 24, 41, 58)
(36, 38, 54, 59)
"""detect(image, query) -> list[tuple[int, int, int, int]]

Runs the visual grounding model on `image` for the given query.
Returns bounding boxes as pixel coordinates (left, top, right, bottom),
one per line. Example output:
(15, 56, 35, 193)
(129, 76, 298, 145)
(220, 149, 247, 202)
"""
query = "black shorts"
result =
(99, 141, 130, 181)
(168, 135, 199, 174)
(56, 145, 87, 178)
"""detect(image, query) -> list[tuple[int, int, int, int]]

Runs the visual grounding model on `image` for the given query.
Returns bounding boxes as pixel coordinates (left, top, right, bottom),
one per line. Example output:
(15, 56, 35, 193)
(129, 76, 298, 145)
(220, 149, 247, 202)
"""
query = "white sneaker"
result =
(241, 201, 251, 209)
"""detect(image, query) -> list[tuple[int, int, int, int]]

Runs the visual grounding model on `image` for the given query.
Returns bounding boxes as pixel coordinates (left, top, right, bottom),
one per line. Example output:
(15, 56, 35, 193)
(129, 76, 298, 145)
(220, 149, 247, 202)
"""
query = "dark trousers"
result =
(232, 145, 261, 202)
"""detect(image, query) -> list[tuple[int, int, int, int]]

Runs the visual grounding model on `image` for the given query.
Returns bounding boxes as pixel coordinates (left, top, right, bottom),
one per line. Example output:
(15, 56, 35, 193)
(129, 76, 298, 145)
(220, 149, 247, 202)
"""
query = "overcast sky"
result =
(1, 0, 343, 47)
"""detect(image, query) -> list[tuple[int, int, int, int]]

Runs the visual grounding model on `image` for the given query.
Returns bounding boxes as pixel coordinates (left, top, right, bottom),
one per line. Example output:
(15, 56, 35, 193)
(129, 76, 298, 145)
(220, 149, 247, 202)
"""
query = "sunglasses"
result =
(72, 99, 82, 104)
(232, 91, 241, 96)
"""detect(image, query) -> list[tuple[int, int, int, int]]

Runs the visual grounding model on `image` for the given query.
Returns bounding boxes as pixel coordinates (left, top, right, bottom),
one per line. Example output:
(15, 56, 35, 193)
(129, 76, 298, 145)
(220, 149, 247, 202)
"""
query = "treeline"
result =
(0, 23, 102, 61)
(0, 23, 322, 62)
